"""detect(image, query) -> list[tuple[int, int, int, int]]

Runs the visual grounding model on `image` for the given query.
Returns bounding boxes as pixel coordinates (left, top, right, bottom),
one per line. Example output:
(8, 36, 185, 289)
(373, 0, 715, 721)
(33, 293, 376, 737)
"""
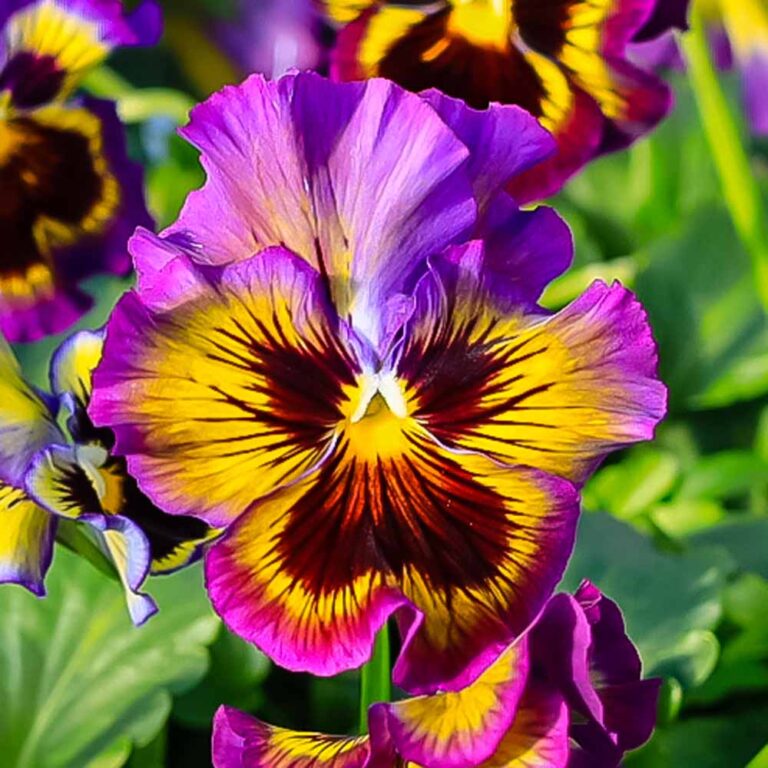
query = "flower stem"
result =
(359, 624, 391, 733)
(681, 8, 768, 311)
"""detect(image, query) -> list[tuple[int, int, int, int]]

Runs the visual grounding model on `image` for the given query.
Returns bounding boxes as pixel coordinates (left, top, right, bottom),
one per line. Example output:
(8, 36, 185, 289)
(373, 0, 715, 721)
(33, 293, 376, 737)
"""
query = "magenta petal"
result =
(212, 706, 373, 768)
(382, 639, 530, 767)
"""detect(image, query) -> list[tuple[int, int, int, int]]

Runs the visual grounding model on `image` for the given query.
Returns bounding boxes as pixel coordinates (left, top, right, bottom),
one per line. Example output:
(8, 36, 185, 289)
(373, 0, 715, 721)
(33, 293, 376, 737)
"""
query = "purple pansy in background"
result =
(89, 71, 666, 692)
(0, 0, 160, 343)
(631, 0, 768, 136)
(0, 328, 216, 623)
(323, 0, 683, 203)
(215, 0, 325, 79)
(212, 584, 660, 768)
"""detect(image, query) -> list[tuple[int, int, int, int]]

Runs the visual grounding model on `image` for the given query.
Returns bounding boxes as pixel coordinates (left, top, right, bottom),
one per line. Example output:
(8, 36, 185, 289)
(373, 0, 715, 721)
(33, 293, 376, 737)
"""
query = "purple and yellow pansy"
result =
(0, 0, 159, 343)
(322, 0, 682, 202)
(0, 327, 216, 623)
(211, 584, 660, 768)
(89, 72, 666, 691)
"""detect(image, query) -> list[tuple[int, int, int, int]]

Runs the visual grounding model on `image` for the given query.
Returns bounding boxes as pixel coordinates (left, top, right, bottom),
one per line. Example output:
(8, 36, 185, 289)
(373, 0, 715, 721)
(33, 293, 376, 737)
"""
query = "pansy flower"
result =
(215, 0, 325, 79)
(632, 0, 768, 136)
(211, 584, 661, 768)
(0, 328, 216, 623)
(0, 0, 160, 342)
(322, 0, 678, 203)
(89, 72, 666, 691)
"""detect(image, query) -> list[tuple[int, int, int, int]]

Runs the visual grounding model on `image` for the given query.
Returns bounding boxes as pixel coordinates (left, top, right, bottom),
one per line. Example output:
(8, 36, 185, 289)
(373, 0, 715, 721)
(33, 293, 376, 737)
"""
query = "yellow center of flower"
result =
(97, 462, 126, 517)
(447, 0, 513, 51)
(0, 119, 16, 164)
(340, 372, 413, 461)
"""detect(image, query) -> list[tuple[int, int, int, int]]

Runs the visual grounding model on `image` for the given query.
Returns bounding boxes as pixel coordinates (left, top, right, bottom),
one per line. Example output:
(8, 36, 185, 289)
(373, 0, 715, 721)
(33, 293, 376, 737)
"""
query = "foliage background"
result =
(4, 1, 768, 765)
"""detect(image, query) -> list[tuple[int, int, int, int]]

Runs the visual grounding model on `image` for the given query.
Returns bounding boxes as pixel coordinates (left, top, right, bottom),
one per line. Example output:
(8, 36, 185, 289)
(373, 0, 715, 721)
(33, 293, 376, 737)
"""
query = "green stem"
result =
(681, 10, 768, 312)
(82, 66, 195, 125)
(359, 625, 391, 733)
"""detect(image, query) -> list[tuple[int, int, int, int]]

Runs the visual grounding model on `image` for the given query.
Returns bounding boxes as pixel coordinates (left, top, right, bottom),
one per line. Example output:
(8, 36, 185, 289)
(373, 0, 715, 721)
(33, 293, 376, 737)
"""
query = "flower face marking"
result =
(326, 0, 678, 201)
(90, 73, 666, 690)
(0, 0, 159, 342)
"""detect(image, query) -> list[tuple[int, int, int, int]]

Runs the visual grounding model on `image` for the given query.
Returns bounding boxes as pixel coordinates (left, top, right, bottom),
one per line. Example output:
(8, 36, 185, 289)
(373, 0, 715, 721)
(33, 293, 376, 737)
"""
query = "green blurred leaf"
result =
(747, 743, 768, 768)
(724, 574, 768, 628)
(650, 630, 720, 688)
(540, 255, 638, 309)
(83, 67, 195, 125)
(657, 677, 684, 726)
(0, 549, 219, 768)
(651, 499, 725, 537)
(562, 514, 730, 686)
(146, 134, 205, 228)
(584, 447, 680, 520)
(627, 705, 768, 768)
(688, 518, 768, 579)
(678, 451, 768, 501)
(173, 624, 269, 728)
(688, 660, 768, 707)
(634, 205, 768, 410)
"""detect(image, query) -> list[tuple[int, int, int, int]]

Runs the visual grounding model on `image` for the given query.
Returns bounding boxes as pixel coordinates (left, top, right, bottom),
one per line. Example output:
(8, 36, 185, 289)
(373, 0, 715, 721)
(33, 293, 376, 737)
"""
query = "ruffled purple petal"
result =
(169, 72, 475, 349)
(477, 194, 574, 310)
(419, 90, 556, 213)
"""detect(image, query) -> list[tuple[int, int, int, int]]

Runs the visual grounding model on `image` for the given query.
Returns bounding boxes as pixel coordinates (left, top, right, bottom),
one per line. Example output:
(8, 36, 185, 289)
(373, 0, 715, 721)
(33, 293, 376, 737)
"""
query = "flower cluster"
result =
(0, 0, 159, 342)
(83, 68, 667, 764)
(0, 327, 216, 622)
(324, 0, 686, 202)
(213, 584, 660, 768)
(0, 2, 674, 765)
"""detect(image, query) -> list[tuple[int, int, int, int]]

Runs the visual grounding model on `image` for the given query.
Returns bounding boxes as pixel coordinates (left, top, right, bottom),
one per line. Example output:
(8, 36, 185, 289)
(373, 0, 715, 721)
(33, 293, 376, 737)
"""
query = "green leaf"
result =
(0, 549, 219, 768)
(688, 518, 768, 579)
(650, 630, 720, 689)
(626, 705, 768, 768)
(584, 447, 680, 520)
(561, 514, 730, 686)
(724, 574, 768, 629)
(172, 624, 270, 729)
(678, 451, 768, 501)
(634, 205, 768, 410)
(687, 660, 768, 707)
(747, 743, 768, 768)
(83, 67, 195, 125)
(146, 134, 205, 228)
(650, 499, 725, 537)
